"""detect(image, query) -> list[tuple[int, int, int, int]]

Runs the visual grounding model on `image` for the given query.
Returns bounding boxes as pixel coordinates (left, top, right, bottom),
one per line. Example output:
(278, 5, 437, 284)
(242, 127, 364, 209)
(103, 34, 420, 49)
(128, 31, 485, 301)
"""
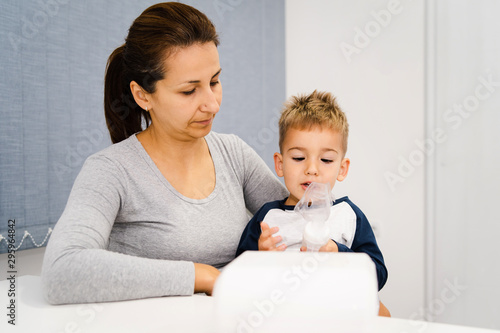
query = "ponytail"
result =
(104, 45, 150, 144)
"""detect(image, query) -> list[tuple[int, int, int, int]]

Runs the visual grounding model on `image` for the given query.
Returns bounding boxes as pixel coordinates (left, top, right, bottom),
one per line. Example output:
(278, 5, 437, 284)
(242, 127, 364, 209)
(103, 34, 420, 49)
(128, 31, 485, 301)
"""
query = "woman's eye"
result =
(321, 159, 333, 163)
(182, 88, 196, 95)
(292, 157, 305, 161)
(210, 80, 219, 87)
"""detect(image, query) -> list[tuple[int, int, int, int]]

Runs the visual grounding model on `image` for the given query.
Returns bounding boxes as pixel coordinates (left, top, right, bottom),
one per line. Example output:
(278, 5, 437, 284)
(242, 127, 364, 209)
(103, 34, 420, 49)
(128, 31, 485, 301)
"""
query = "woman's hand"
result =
(194, 263, 220, 296)
(300, 239, 338, 252)
(258, 222, 287, 251)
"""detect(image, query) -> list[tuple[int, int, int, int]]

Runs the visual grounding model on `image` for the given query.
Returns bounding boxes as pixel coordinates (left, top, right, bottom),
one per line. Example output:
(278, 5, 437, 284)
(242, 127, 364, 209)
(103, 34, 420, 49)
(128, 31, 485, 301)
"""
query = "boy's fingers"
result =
(262, 235, 281, 248)
(259, 234, 283, 251)
(259, 222, 282, 250)
(319, 240, 338, 252)
(260, 224, 279, 238)
(275, 243, 287, 251)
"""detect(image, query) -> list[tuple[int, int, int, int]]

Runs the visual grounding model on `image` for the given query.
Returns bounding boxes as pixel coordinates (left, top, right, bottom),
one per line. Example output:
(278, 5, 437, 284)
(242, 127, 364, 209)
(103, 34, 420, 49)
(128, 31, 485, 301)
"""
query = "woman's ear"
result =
(274, 152, 284, 177)
(130, 81, 150, 111)
(337, 158, 350, 182)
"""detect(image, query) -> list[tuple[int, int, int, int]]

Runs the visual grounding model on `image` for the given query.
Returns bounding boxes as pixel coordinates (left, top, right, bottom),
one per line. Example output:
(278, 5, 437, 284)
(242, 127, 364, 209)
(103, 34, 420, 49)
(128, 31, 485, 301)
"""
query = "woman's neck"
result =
(137, 125, 209, 166)
(136, 124, 215, 199)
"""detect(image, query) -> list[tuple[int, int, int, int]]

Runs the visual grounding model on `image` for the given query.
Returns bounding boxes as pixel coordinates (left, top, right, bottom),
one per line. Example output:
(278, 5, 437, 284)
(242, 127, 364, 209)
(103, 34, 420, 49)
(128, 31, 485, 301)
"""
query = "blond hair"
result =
(278, 90, 349, 154)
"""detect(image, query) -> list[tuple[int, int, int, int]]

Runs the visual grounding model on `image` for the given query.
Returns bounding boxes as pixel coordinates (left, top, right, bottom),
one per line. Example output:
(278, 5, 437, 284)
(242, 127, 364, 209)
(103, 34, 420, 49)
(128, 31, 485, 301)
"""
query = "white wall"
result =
(430, 0, 500, 330)
(286, 0, 425, 319)
(286, 0, 500, 329)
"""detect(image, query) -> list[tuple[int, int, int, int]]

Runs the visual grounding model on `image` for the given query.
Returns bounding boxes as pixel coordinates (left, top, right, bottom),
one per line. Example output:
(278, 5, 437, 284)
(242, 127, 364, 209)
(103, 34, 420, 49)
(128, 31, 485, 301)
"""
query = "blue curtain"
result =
(0, 0, 285, 253)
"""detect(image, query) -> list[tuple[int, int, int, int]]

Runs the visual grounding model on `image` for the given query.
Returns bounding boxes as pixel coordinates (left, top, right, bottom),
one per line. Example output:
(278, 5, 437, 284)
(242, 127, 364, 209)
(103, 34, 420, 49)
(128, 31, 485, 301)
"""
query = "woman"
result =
(41, 2, 287, 304)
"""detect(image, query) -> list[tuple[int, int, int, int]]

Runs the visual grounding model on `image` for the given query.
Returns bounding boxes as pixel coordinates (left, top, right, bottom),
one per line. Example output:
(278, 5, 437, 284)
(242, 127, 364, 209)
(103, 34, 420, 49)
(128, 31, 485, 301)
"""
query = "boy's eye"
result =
(321, 159, 333, 163)
(292, 157, 305, 161)
(182, 88, 196, 95)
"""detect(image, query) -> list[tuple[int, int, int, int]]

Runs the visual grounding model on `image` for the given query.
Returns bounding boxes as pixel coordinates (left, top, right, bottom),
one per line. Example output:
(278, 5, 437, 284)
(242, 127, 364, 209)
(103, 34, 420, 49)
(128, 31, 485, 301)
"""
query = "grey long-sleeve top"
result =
(41, 132, 288, 304)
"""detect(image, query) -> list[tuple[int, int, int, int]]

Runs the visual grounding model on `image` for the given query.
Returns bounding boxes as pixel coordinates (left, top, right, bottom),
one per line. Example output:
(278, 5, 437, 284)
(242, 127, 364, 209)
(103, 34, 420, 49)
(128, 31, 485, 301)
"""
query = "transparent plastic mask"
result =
(294, 182, 334, 251)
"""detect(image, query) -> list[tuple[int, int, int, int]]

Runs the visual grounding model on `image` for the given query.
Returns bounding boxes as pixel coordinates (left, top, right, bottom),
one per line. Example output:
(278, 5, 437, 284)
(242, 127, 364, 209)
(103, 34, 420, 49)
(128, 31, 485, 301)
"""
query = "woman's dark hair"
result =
(104, 2, 219, 143)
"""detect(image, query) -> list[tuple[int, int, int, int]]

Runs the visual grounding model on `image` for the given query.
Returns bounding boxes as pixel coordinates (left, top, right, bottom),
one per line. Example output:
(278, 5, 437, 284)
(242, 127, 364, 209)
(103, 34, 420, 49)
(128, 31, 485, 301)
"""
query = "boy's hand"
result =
(300, 239, 338, 252)
(258, 222, 287, 251)
(319, 240, 339, 252)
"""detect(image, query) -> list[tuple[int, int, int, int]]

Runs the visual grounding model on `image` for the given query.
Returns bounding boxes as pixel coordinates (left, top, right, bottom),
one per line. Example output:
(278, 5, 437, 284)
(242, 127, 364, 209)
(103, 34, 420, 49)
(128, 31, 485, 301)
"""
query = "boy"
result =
(236, 90, 388, 295)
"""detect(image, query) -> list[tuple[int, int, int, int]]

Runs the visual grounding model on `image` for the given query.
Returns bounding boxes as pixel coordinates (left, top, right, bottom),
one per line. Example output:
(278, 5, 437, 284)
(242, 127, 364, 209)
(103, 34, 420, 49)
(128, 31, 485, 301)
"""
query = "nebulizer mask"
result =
(294, 182, 334, 252)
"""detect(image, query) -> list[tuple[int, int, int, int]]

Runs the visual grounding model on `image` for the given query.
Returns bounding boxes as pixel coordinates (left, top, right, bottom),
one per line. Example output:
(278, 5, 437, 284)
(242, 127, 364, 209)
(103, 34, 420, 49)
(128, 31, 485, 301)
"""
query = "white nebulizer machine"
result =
(214, 184, 379, 332)
(294, 182, 334, 251)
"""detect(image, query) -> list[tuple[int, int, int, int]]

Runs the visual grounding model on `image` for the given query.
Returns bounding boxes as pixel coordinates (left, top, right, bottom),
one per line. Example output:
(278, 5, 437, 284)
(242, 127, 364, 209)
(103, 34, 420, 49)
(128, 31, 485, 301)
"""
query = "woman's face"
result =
(146, 42, 222, 141)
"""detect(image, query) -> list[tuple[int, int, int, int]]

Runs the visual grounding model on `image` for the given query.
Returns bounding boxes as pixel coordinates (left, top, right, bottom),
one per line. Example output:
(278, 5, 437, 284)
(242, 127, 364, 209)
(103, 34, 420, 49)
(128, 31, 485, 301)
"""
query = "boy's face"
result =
(274, 126, 350, 206)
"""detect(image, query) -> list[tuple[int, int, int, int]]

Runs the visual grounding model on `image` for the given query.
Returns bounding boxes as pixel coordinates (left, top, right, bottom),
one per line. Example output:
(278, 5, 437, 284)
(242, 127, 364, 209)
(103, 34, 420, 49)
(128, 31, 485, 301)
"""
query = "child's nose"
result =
(305, 162, 319, 175)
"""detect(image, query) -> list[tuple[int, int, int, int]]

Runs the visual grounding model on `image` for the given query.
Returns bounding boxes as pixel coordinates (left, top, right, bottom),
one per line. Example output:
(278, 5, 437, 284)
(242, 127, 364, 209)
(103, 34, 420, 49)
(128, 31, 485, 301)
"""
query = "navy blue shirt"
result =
(237, 197, 388, 290)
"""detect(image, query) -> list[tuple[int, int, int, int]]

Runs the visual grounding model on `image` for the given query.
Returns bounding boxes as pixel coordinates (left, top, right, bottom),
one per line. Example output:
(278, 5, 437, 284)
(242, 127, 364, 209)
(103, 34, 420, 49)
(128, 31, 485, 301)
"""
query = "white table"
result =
(1, 276, 499, 333)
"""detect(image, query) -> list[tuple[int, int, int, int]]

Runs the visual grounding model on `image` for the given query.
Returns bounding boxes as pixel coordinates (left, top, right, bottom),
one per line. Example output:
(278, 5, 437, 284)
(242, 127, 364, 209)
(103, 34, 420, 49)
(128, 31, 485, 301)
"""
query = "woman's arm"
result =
(237, 137, 288, 214)
(42, 155, 195, 304)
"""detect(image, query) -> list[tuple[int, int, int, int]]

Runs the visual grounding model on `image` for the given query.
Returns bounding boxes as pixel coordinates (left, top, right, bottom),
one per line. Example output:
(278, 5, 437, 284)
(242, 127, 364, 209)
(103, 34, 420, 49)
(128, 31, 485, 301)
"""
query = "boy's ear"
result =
(274, 152, 284, 177)
(337, 158, 350, 182)
(130, 81, 151, 111)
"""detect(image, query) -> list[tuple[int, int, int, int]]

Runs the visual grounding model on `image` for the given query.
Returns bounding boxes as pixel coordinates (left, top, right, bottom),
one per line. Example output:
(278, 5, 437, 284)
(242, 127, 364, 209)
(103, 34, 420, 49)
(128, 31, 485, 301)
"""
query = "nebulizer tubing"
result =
(294, 182, 334, 252)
